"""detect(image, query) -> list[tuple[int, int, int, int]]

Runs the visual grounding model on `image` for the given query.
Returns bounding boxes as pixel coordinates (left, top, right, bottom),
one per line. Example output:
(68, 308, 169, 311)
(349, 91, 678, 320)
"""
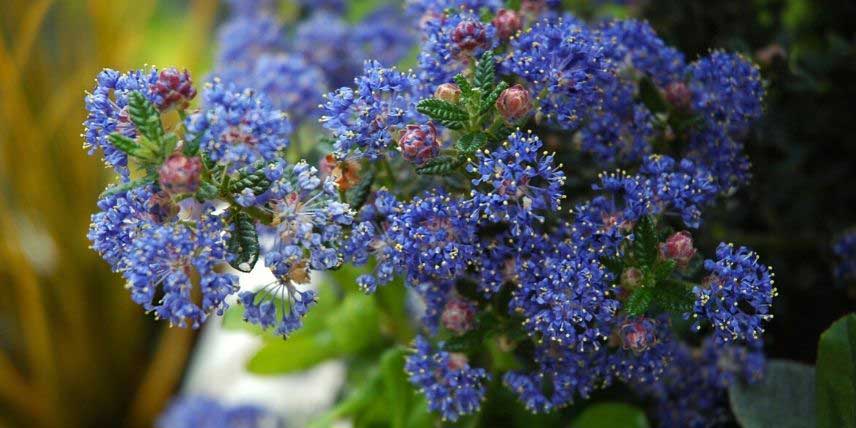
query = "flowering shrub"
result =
(82, 1, 797, 426)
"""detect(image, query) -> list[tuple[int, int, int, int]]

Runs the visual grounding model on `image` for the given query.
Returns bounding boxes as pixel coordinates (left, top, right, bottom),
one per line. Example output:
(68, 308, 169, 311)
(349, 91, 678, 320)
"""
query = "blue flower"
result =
(468, 131, 566, 233)
(88, 185, 157, 272)
(418, 9, 499, 90)
(691, 243, 776, 344)
(510, 241, 619, 351)
(599, 19, 686, 87)
(250, 53, 328, 122)
(342, 190, 404, 293)
(320, 61, 420, 161)
(186, 81, 291, 173)
(387, 190, 478, 284)
(689, 51, 764, 136)
(293, 11, 361, 88)
(638, 155, 719, 228)
(156, 395, 282, 428)
(405, 336, 490, 421)
(122, 209, 239, 328)
(83, 68, 158, 178)
(504, 16, 615, 129)
(353, 6, 417, 69)
(833, 230, 856, 280)
(296, 0, 345, 14)
(215, 10, 283, 75)
(238, 278, 318, 338)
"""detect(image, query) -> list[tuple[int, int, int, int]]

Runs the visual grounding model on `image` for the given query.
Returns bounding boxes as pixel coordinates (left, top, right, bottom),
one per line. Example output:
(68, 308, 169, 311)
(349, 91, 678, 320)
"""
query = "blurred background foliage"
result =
(0, 0, 854, 427)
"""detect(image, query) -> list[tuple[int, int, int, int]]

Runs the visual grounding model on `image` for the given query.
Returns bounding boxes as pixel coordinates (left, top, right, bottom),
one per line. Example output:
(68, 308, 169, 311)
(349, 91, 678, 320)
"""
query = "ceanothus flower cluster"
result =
(157, 395, 283, 428)
(83, 3, 777, 426)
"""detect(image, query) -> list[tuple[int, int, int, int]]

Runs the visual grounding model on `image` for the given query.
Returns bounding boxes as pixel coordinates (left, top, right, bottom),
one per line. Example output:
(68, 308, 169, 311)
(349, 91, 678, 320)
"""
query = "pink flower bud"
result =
(151, 68, 197, 111)
(659, 231, 697, 268)
(452, 20, 488, 52)
(619, 318, 658, 354)
(434, 83, 462, 104)
(398, 123, 440, 165)
(441, 298, 476, 335)
(620, 267, 643, 289)
(158, 153, 202, 195)
(495, 84, 532, 122)
(664, 82, 692, 112)
(492, 9, 522, 40)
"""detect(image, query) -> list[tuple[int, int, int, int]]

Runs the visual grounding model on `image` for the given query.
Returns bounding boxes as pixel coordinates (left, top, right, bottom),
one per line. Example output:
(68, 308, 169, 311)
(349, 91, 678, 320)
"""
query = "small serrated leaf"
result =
(346, 170, 375, 211)
(486, 123, 515, 143)
(601, 256, 624, 275)
(108, 133, 140, 156)
(651, 259, 676, 281)
(227, 210, 260, 273)
(414, 156, 465, 176)
(456, 133, 488, 153)
(625, 287, 654, 317)
(416, 99, 468, 129)
(651, 279, 694, 314)
(128, 91, 164, 143)
(455, 74, 473, 97)
(474, 51, 496, 94)
(98, 177, 154, 198)
(633, 216, 659, 269)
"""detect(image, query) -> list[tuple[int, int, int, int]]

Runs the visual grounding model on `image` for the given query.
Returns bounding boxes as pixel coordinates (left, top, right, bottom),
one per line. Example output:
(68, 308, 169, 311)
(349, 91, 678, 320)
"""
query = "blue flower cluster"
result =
(833, 230, 856, 280)
(84, 3, 777, 426)
(157, 395, 282, 428)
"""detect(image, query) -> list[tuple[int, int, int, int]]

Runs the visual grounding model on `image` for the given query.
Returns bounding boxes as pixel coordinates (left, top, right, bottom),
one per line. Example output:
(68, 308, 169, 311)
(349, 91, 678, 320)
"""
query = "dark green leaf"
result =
(415, 156, 464, 175)
(474, 51, 496, 94)
(633, 216, 659, 269)
(729, 359, 816, 428)
(229, 164, 272, 195)
(486, 122, 515, 143)
(650, 259, 676, 281)
(227, 210, 260, 273)
(98, 177, 154, 198)
(346, 170, 375, 211)
(638, 77, 668, 114)
(601, 256, 624, 275)
(107, 133, 140, 156)
(127, 91, 164, 143)
(195, 181, 219, 201)
(454, 74, 474, 99)
(817, 313, 856, 428)
(456, 133, 488, 153)
(444, 330, 485, 353)
(572, 403, 650, 428)
(506, 0, 521, 10)
(625, 287, 654, 317)
(651, 279, 694, 314)
(247, 332, 337, 374)
(416, 99, 468, 129)
(380, 347, 412, 428)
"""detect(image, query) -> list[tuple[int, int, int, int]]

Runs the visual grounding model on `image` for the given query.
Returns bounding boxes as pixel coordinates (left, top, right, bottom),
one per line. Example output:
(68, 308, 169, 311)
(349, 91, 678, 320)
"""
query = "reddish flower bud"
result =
(619, 318, 658, 354)
(441, 298, 476, 335)
(659, 231, 697, 268)
(452, 20, 488, 52)
(621, 267, 643, 289)
(664, 82, 692, 112)
(398, 123, 440, 165)
(434, 83, 462, 104)
(158, 153, 202, 195)
(495, 84, 532, 122)
(151, 68, 197, 111)
(492, 9, 522, 40)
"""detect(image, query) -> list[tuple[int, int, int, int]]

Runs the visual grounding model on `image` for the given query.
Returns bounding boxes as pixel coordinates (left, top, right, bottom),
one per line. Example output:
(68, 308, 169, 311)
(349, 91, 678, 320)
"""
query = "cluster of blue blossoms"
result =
(85, 1, 776, 426)
(157, 395, 282, 428)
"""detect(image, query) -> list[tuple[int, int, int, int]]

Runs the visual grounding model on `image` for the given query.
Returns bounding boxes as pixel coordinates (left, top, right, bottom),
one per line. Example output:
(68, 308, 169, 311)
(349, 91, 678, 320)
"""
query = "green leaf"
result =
(456, 133, 488, 153)
(107, 133, 140, 156)
(454, 74, 474, 100)
(229, 164, 272, 195)
(637, 76, 668, 114)
(651, 279, 694, 314)
(633, 216, 659, 269)
(729, 359, 817, 428)
(486, 122, 514, 143)
(227, 210, 260, 273)
(444, 330, 485, 353)
(98, 177, 155, 198)
(347, 169, 375, 211)
(127, 91, 164, 143)
(506, 0, 521, 10)
(380, 347, 412, 428)
(479, 80, 509, 115)
(247, 332, 337, 374)
(572, 403, 649, 428)
(601, 256, 624, 276)
(474, 51, 496, 94)
(625, 287, 654, 317)
(416, 99, 468, 129)
(415, 156, 464, 175)
(650, 259, 676, 281)
(195, 181, 219, 201)
(817, 313, 856, 428)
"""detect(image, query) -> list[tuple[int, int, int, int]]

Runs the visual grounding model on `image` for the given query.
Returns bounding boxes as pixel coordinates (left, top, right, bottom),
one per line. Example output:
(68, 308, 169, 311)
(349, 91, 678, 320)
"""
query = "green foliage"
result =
(571, 403, 650, 428)
(633, 216, 659, 269)
(625, 287, 655, 317)
(456, 132, 488, 154)
(486, 122, 515, 143)
(474, 51, 496, 95)
(637, 76, 668, 114)
(416, 99, 468, 129)
(816, 314, 856, 428)
(415, 155, 465, 175)
(107, 133, 140, 156)
(347, 169, 375, 211)
(229, 163, 272, 195)
(729, 359, 817, 428)
(226, 210, 260, 273)
(127, 91, 164, 143)
(98, 177, 155, 198)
